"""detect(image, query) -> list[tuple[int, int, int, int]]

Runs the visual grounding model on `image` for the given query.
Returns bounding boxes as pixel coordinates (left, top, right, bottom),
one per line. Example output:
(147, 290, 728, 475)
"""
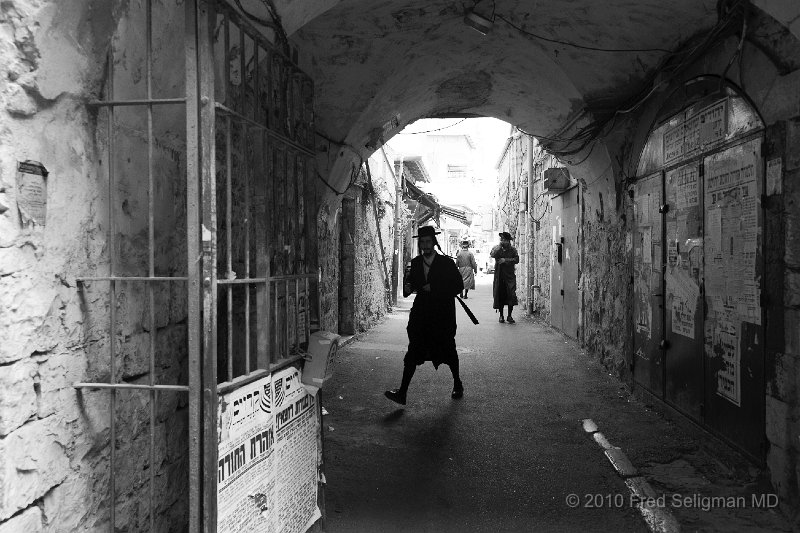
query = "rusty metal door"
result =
(663, 162, 704, 419)
(632, 173, 664, 396)
(702, 136, 765, 458)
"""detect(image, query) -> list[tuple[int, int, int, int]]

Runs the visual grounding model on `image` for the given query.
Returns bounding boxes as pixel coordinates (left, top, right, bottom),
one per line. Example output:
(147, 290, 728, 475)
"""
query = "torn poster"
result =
(642, 227, 652, 264)
(766, 157, 782, 196)
(704, 139, 761, 325)
(272, 366, 321, 533)
(217, 374, 278, 532)
(713, 313, 741, 406)
(16, 160, 48, 226)
(666, 267, 700, 339)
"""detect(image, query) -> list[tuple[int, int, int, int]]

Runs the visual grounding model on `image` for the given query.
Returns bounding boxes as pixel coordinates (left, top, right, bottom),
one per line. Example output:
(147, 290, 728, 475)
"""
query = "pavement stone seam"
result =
(582, 419, 680, 533)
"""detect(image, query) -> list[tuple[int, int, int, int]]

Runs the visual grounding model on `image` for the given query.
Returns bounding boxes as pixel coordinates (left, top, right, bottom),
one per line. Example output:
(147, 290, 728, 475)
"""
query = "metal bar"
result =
(244, 120, 251, 375)
(284, 278, 289, 357)
(239, 24, 245, 119)
(215, 0, 292, 64)
(195, 0, 219, 528)
(184, 0, 202, 530)
(106, 45, 117, 533)
(253, 43, 259, 124)
(226, 115, 233, 382)
(304, 276, 309, 345)
(76, 276, 189, 282)
(214, 103, 315, 157)
(273, 280, 278, 363)
(256, 129, 269, 370)
(216, 273, 315, 285)
(224, 12, 229, 107)
(74, 382, 190, 392)
(88, 98, 187, 107)
(217, 278, 266, 285)
(294, 278, 299, 353)
(216, 368, 269, 395)
(146, 1, 156, 527)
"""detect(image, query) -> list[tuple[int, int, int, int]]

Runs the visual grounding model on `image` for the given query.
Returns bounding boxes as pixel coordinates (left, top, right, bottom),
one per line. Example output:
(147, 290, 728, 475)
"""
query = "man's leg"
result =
(506, 305, 515, 323)
(385, 359, 416, 405)
(450, 356, 464, 398)
(464, 289, 469, 298)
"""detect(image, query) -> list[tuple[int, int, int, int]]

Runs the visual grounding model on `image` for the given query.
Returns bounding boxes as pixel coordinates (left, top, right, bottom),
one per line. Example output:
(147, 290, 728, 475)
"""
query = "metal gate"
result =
(75, 1, 319, 530)
(632, 83, 766, 459)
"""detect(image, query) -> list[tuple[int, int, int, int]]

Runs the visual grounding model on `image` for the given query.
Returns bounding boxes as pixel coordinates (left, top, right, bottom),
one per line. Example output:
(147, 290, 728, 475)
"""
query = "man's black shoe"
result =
(507, 316, 515, 324)
(499, 316, 505, 323)
(452, 382, 464, 399)
(385, 389, 407, 405)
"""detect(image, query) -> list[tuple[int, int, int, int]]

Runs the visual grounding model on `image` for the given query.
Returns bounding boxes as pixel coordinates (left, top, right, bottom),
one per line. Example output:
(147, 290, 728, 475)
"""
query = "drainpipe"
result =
(528, 136, 535, 314)
(381, 147, 401, 306)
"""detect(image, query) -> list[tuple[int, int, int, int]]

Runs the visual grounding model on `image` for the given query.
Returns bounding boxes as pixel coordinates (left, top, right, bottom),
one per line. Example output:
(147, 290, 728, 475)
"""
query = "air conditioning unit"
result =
(543, 168, 570, 193)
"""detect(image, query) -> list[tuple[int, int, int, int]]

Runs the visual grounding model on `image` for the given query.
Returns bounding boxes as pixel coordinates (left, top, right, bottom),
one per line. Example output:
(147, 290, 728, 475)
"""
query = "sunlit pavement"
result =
(321, 274, 791, 533)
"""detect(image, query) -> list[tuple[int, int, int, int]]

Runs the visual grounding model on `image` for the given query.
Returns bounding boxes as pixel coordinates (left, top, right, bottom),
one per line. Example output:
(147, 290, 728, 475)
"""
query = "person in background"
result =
(385, 225, 465, 405)
(455, 239, 477, 299)
(490, 231, 519, 323)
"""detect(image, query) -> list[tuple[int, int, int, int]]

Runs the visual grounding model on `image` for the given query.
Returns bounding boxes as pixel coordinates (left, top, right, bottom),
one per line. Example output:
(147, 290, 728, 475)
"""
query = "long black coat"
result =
(491, 244, 519, 308)
(404, 253, 464, 367)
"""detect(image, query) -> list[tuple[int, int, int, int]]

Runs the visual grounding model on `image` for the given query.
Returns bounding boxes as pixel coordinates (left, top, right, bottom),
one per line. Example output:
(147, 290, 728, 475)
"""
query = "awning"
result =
(403, 178, 469, 226)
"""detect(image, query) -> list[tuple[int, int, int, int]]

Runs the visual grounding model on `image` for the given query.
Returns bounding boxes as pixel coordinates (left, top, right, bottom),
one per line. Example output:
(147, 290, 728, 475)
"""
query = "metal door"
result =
(632, 173, 664, 396)
(549, 187, 580, 338)
(664, 162, 704, 419)
(702, 137, 765, 458)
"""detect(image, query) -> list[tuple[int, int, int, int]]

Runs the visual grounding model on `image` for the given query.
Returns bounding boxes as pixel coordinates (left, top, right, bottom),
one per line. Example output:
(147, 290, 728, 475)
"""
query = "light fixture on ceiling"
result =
(463, 7, 493, 36)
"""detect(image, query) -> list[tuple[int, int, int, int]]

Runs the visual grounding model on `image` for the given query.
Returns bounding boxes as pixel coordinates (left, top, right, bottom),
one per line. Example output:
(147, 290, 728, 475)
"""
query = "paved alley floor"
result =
(321, 274, 793, 533)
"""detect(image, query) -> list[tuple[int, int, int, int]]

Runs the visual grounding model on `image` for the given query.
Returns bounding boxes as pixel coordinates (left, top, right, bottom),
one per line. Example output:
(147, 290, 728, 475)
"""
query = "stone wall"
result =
(0, 1, 190, 530)
(352, 176, 393, 332)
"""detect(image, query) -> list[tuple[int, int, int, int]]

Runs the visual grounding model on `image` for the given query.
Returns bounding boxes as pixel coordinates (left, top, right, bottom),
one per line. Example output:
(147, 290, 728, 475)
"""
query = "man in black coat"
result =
(385, 225, 465, 405)
(491, 231, 519, 323)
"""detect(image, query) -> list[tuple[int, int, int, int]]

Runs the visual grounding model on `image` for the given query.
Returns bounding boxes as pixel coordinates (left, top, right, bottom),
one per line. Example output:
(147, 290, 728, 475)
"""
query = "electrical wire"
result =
(512, 0, 745, 160)
(496, 14, 673, 53)
(399, 118, 468, 134)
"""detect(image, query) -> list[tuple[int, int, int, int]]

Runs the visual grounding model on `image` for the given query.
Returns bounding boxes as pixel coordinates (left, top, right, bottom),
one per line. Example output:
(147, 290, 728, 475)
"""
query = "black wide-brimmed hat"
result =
(413, 226, 441, 239)
(499, 231, 513, 240)
(411, 226, 441, 239)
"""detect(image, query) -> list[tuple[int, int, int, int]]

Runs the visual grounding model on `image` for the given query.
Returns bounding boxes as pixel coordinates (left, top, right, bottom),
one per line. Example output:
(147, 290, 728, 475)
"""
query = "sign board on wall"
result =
(16, 160, 48, 226)
(663, 99, 728, 166)
(217, 366, 321, 533)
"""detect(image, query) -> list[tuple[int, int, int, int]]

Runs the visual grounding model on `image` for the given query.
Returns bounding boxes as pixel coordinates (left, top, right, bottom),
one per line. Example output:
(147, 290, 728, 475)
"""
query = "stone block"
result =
(37, 351, 86, 420)
(0, 417, 70, 521)
(0, 505, 43, 533)
(765, 351, 798, 402)
(786, 310, 800, 356)
(0, 276, 58, 364)
(5, 83, 37, 116)
(765, 396, 791, 449)
(0, 246, 35, 277)
(787, 270, 800, 308)
(766, 444, 792, 499)
(0, 358, 37, 435)
(43, 476, 89, 533)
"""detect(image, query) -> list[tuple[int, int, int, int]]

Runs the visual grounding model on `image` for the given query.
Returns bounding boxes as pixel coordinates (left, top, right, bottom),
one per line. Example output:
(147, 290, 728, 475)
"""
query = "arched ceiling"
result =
(238, 0, 800, 187)
(287, 0, 719, 145)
